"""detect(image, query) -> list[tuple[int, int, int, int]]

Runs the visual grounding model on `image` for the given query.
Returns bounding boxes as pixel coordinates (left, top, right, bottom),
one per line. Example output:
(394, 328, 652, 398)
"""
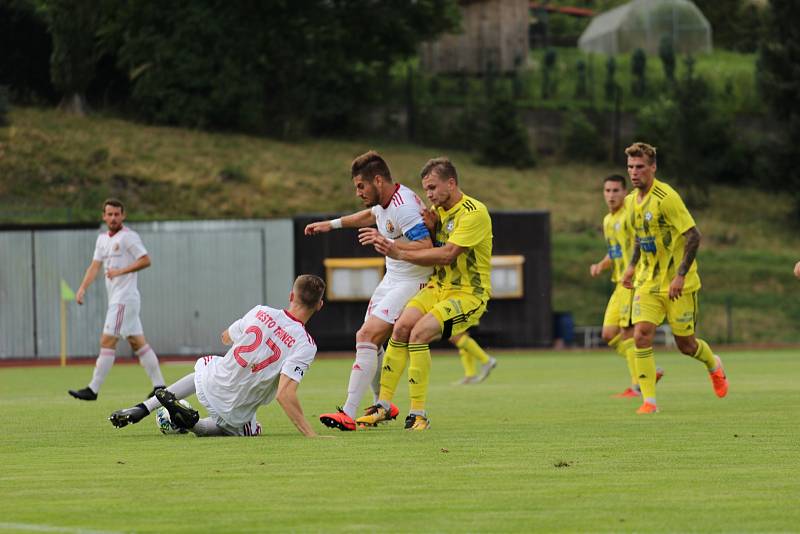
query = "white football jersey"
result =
(371, 183, 434, 281)
(196, 305, 317, 427)
(92, 227, 148, 304)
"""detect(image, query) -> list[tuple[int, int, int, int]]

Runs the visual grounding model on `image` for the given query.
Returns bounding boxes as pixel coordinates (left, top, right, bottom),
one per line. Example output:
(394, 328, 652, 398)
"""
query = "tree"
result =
(757, 0, 800, 219)
(104, 1, 460, 135)
(478, 94, 535, 169)
(636, 55, 746, 206)
(574, 59, 587, 99)
(541, 48, 557, 99)
(693, 0, 767, 53)
(37, 0, 110, 115)
(631, 48, 646, 98)
(604, 56, 617, 101)
(659, 35, 675, 83)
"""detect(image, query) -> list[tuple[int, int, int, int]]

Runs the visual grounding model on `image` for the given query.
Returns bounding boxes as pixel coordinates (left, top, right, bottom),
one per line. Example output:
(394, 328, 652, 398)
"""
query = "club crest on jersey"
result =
(644, 211, 653, 221)
(113, 243, 120, 251)
(446, 219, 455, 232)
(385, 220, 395, 234)
(614, 222, 621, 231)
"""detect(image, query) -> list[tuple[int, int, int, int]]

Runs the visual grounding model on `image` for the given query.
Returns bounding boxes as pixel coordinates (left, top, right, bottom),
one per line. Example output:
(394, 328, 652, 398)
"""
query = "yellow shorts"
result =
(632, 290, 699, 336)
(407, 284, 488, 340)
(603, 284, 634, 328)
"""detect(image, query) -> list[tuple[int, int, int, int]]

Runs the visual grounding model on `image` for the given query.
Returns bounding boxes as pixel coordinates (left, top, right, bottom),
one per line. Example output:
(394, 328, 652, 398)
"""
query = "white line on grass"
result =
(0, 523, 125, 534)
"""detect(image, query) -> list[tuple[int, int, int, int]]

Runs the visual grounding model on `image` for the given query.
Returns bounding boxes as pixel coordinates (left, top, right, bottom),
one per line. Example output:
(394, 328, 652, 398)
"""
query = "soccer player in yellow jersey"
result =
(450, 331, 497, 385)
(357, 157, 493, 430)
(620, 142, 728, 414)
(590, 174, 662, 397)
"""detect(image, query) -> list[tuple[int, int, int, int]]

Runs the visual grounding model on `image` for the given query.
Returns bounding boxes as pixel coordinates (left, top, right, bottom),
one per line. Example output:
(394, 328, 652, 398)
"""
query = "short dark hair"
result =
(625, 142, 657, 164)
(604, 174, 627, 188)
(293, 275, 326, 308)
(351, 151, 392, 182)
(103, 198, 125, 213)
(420, 157, 458, 184)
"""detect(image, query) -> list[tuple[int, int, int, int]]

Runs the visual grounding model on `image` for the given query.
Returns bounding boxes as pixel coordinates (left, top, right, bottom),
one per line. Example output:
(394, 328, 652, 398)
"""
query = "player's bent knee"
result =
(634, 334, 653, 348)
(674, 336, 698, 355)
(409, 315, 442, 345)
(391, 319, 414, 341)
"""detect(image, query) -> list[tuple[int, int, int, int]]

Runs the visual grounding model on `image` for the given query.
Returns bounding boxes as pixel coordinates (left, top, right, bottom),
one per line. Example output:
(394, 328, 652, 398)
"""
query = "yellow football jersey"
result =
(628, 178, 701, 293)
(433, 193, 493, 299)
(602, 203, 634, 283)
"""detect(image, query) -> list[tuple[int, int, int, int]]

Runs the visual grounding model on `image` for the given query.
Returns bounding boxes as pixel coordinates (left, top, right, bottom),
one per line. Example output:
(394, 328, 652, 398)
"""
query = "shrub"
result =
(604, 57, 617, 101)
(0, 86, 9, 126)
(561, 111, 605, 162)
(631, 48, 647, 97)
(659, 36, 676, 83)
(477, 95, 535, 169)
(541, 48, 558, 99)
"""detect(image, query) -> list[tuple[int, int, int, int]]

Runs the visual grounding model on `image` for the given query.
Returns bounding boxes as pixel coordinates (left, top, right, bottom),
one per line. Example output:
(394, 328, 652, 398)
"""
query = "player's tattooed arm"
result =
(677, 227, 701, 276)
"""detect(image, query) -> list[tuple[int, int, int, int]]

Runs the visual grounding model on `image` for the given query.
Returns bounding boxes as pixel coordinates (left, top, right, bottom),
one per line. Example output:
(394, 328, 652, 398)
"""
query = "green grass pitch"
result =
(1, 349, 798, 533)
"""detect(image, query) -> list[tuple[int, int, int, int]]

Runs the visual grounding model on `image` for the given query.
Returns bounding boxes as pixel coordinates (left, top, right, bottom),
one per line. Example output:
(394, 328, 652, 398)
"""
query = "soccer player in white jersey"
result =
(109, 275, 328, 438)
(68, 199, 165, 401)
(305, 151, 433, 431)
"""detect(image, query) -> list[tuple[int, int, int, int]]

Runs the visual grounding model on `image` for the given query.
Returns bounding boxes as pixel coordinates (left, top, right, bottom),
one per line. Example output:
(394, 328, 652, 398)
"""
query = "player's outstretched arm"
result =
(76, 260, 102, 305)
(276, 373, 327, 438)
(304, 209, 376, 235)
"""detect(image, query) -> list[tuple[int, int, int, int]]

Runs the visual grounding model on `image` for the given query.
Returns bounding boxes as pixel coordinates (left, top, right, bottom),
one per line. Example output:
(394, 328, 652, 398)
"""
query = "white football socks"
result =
(88, 348, 116, 393)
(136, 343, 165, 386)
(342, 342, 379, 420)
(143, 372, 196, 412)
(191, 418, 226, 437)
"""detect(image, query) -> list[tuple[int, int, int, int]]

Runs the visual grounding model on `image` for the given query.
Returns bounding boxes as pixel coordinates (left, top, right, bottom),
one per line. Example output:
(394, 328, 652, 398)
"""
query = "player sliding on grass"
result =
(621, 142, 728, 414)
(359, 157, 493, 430)
(109, 275, 329, 438)
(305, 151, 434, 431)
(69, 198, 165, 401)
(590, 174, 662, 398)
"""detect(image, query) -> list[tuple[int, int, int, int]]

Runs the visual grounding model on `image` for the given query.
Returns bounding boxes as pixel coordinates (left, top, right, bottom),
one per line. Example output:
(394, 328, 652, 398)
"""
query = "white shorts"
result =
(193, 356, 262, 437)
(102, 301, 143, 338)
(365, 276, 430, 324)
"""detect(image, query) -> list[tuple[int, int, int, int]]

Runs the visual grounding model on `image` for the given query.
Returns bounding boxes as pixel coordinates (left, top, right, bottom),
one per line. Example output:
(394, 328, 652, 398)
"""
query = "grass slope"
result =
(2, 108, 800, 342)
(1, 350, 798, 532)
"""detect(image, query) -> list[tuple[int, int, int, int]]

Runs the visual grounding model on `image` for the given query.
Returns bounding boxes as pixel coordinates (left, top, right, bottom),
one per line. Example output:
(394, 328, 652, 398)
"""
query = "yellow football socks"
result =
(408, 343, 432, 412)
(455, 335, 487, 377)
(634, 346, 657, 401)
(460, 335, 490, 364)
(378, 338, 409, 402)
(620, 337, 638, 386)
(691, 338, 717, 371)
(459, 349, 477, 378)
(609, 333, 637, 386)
